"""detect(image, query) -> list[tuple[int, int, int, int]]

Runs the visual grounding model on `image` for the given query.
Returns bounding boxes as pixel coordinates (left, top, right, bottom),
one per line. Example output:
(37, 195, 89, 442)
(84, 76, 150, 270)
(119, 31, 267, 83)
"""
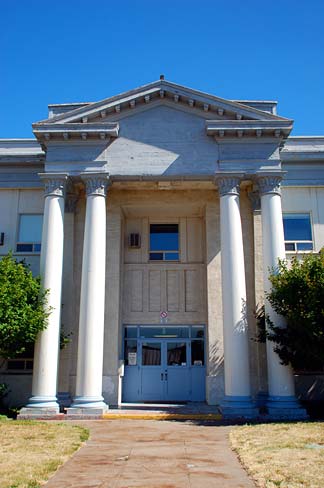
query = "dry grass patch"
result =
(230, 422, 324, 488)
(0, 419, 89, 488)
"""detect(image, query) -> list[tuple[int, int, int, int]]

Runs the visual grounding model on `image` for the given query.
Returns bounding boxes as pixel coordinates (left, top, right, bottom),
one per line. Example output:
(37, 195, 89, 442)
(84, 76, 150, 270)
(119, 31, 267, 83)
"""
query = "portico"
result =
(17, 79, 308, 418)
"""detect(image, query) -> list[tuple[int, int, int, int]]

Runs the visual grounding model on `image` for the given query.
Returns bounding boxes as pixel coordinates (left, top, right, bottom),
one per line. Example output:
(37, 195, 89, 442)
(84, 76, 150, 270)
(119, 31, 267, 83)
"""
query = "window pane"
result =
(125, 326, 137, 338)
(165, 252, 179, 260)
(18, 215, 43, 243)
(297, 242, 313, 251)
(150, 224, 179, 251)
(16, 243, 33, 252)
(285, 242, 295, 251)
(142, 343, 161, 365)
(191, 326, 204, 339)
(149, 252, 163, 260)
(283, 214, 312, 241)
(139, 327, 189, 338)
(124, 340, 137, 365)
(191, 340, 205, 366)
(167, 343, 186, 366)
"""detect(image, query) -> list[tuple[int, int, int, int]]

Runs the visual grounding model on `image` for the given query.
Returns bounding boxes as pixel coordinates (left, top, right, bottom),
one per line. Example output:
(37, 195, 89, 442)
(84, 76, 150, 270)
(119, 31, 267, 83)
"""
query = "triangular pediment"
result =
(34, 79, 289, 126)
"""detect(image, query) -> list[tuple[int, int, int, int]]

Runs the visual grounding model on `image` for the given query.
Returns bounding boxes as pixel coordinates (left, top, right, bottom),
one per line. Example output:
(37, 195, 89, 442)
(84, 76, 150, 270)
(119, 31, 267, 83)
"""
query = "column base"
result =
(18, 396, 60, 418)
(221, 395, 259, 419)
(67, 395, 108, 416)
(266, 395, 308, 420)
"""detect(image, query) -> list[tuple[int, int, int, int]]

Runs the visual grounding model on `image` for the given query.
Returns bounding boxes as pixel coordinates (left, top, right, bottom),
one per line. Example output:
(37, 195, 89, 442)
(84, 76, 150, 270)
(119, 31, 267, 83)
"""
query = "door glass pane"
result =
(142, 343, 161, 365)
(124, 340, 137, 366)
(191, 340, 204, 366)
(191, 326, 204, 339)
(140, 326, 189, 338)
(125, 326, 137, 338)
(167, 342, 187, 366)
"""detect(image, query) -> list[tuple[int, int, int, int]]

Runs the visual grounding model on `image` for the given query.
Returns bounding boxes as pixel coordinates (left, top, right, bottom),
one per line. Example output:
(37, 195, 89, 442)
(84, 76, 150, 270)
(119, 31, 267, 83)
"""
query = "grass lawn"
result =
(230, 422, 324, 488)
(0, 418, 89, 488)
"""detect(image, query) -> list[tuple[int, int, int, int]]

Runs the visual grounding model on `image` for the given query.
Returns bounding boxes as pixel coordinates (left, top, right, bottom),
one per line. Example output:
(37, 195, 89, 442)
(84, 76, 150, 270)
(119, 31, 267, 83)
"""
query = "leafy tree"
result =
(265, 251, 324, 372)
(0, 253, 49, 359)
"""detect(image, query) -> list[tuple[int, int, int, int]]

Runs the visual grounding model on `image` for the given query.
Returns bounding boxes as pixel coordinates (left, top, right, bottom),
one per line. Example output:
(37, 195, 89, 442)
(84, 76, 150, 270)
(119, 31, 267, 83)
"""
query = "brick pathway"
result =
(45, 420, 255, 488)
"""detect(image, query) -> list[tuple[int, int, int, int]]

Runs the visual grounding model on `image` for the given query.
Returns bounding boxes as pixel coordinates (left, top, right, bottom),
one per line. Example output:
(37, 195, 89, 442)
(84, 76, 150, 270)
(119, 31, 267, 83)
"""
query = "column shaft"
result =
(259, 175, 307, 418)
(26, 174, 68, 411)
(217, 176, 257, 417)
(71, 174, 109, 411)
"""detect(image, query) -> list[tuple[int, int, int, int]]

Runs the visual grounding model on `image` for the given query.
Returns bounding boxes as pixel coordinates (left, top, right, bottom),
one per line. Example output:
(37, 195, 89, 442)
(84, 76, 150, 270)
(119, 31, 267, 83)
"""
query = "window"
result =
(149, 224, 179, 261)
(283, 213, 313, 252)
(6, 343, 34, 372)
(16, 214, 43, 253)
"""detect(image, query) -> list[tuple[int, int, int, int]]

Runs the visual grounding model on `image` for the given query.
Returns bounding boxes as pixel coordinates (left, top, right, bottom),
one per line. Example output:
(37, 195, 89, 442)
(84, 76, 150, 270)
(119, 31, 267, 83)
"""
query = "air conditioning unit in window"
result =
(128, 233, 141, 249)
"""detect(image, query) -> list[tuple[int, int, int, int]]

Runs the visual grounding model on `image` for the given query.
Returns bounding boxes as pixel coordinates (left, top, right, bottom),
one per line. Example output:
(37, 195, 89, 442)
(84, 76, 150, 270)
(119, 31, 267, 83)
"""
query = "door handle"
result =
(165, 372, 168, 381)
(161, 373, 164, 381)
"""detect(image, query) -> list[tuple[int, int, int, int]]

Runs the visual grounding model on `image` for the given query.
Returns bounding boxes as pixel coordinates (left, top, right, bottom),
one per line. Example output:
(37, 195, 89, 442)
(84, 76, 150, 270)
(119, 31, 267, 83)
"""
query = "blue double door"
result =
(123, 333, 206, 402)
(140, 340, 190, 401)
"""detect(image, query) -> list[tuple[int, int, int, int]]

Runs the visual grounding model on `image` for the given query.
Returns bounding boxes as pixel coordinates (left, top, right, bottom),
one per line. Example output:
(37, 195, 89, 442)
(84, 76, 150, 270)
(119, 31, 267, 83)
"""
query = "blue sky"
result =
(1, 0, 323, 138)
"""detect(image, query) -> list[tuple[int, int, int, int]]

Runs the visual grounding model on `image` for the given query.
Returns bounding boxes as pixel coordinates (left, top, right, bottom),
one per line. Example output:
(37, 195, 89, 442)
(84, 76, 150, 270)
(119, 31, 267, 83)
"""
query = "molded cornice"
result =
(32, 122, 119, 143)
(33, 79, 289, 127)
(206, 119, 293, 139)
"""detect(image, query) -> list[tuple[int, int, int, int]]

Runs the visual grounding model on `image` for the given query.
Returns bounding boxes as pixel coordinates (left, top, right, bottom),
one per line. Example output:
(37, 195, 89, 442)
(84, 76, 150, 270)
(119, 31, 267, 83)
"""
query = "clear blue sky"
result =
(1, 0, 323, 138)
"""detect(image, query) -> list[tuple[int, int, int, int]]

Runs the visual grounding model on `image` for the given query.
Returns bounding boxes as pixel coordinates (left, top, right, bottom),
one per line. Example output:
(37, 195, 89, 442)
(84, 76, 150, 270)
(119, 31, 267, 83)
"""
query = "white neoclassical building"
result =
(1, 79, 323, 418)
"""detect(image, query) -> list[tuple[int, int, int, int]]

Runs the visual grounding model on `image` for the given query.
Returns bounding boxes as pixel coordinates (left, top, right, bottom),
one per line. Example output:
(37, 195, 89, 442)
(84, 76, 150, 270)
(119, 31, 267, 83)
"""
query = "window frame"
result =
(149, 222, 180, 262)
(283, 212, 314, 253)
(16, 213, 43, 254)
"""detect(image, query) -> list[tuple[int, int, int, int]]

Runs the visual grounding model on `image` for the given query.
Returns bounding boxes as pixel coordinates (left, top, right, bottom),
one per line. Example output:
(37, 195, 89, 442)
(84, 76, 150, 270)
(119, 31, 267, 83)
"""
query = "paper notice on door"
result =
(128, 352, 137, 366)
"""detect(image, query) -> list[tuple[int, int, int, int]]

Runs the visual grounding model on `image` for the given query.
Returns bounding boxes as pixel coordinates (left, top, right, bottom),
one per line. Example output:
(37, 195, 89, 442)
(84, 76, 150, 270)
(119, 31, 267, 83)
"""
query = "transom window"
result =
(283, 213, 313, 252)
(16, 214, 43, 253)
(149, 224, 179, 261)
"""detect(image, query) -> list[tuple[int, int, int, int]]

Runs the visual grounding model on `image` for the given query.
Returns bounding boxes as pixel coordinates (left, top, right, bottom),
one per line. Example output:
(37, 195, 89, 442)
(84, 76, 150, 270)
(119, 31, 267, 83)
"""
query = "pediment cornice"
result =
(32, 122, 119, 144)
(206, 119, 293, 139)
(34, 79, 289, 127)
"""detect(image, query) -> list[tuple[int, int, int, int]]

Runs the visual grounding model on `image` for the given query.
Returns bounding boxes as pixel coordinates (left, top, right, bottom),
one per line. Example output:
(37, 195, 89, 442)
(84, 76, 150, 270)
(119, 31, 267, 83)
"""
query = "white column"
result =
(217, 176, 257, 417)
(258, 175, 306, 417)
(26, 173, 68, 412)
(71, 173, 109, 412)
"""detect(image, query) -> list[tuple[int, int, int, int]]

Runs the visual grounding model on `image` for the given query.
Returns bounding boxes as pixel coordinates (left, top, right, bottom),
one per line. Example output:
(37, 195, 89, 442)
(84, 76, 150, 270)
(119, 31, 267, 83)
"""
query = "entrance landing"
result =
(102, 402, 222, 421)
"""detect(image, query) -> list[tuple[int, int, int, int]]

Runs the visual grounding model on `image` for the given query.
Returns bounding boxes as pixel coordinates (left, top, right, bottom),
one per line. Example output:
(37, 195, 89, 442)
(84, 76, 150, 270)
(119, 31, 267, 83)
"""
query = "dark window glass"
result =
(191, 326, 204, 339)
(150, 224, 179, 251)
(7, 360, 25, 370)
(142, 343, 161, 366)
(285, 242, 295, 251)
(125, 326, 137, 338)
(34, 243, 42, 252)
(283, 214, 312, 241)
(139, 327, 189, 338)
(167, 343, 186, 366)
(16, 243, 33, 252)
(149, 252, 164, 260)
(124, 340, 137, 365)
(191, 340, 204, 366)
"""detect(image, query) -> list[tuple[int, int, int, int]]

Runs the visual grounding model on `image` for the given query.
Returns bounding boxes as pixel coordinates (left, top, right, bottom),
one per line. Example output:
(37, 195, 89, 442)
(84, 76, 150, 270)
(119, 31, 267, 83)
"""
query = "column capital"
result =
(39, 173, 69, 198)
(257, 174, 283, 196)
(215, 175, 242, 197)
(80, 173, 110, 197)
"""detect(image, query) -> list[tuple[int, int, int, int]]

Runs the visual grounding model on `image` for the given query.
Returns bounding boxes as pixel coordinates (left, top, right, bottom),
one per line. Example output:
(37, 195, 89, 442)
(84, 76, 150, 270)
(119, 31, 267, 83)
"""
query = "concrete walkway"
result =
(45, 420, 255, 488)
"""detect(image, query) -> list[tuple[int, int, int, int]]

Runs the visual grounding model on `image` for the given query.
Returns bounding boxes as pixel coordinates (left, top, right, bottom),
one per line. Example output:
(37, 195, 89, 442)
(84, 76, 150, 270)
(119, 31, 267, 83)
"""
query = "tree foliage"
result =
(265, 251, 324, 372)
(0, 253, 49, 359)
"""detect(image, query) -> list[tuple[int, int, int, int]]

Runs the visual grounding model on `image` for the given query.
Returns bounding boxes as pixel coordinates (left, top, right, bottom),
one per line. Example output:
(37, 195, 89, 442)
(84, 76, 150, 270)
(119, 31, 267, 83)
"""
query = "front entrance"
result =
(122, 325, 205, 402)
